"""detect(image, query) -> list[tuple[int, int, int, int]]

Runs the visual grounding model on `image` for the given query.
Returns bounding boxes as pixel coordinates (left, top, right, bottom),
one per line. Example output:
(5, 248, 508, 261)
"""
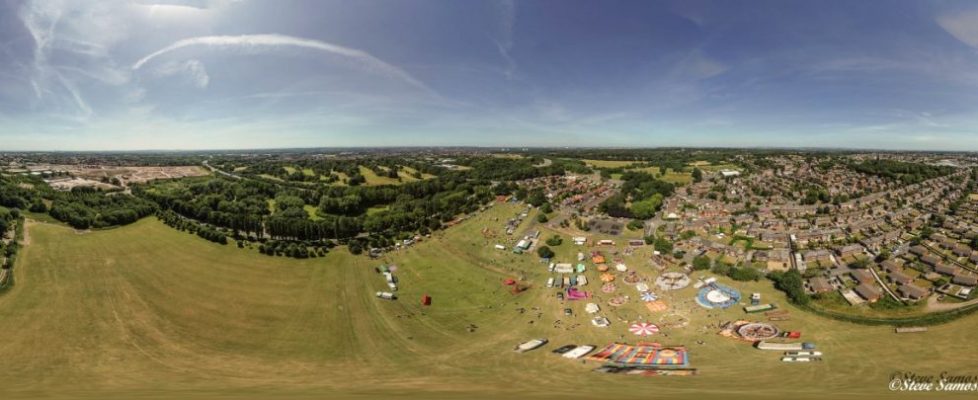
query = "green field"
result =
(3, 206, 977, 399)
(304, 204, 322, 220)
(357, 166, 434, 186)
(629, 166, 693, 184)
(583, 159, 637, 168)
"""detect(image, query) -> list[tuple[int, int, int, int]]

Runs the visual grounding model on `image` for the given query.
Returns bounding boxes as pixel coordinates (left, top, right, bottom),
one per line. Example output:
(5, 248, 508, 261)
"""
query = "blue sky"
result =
(2, 0, 978, 150)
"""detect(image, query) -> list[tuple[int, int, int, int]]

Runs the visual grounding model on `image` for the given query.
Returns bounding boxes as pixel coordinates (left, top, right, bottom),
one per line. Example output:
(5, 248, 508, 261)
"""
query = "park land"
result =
(0, 149, 977, 399)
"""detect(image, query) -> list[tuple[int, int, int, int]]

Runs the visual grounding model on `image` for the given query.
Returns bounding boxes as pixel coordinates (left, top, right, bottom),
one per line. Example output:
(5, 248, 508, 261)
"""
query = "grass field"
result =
(357, 166, 434, 186)
(629, 166, 693, 184)
(2, 206, 977, 399)
(304, 204, 322, 221)
(583, 159, 637, 168)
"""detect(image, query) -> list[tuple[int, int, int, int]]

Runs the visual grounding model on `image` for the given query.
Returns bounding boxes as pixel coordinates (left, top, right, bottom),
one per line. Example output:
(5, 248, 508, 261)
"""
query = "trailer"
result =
(744, 304, 776, 313)
(563, 345, 596, 359)
(383, 272, 398, 291)
(554, 263, 574, 274)
(515, 338, 548, 353)
(781, 356, 819, 362)
(756, 341, 815, 351)
(785, 351, 822, 357)
(376, 292, 397, 300)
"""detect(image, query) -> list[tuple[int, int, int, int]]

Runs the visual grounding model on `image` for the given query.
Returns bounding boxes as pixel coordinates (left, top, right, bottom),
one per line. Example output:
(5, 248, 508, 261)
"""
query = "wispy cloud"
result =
(132, 34, 435, 94)
(17, 0, 134, 120)
(154, 59, 209, 88)
(493, 0, 517, 79)
(937, 9, 978, 49)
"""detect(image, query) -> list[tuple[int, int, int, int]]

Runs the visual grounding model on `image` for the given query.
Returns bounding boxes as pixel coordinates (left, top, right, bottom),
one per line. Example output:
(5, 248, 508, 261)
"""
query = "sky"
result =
(2, 0, 978, 151)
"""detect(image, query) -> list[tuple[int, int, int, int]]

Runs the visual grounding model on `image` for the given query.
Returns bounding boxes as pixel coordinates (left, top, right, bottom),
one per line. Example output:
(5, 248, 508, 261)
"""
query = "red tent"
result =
(786, 331, 801, 339)
(504, 278, 517, 286)
(421, 295, 432, 306)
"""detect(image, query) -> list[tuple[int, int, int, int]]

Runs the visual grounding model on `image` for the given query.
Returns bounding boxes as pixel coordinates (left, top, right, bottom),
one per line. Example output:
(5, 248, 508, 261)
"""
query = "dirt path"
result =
(21, 219, 33, 246)
(926, 294, 978, 312)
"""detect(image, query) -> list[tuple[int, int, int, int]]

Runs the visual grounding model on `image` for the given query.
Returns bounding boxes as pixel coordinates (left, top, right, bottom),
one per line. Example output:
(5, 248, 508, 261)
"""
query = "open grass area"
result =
(357, 166, 403, 186)
(583, 159, 637, 168)
(402, 166, 437, 181)
(357, 166, 434, 186)
(2, 207, 977, 398)
(366, 205, 390, 216)
(629, 166, 693, 184)
(692, 162, 741, 172)
(258, 174, 285, 182)
(304, 204, 322, 221)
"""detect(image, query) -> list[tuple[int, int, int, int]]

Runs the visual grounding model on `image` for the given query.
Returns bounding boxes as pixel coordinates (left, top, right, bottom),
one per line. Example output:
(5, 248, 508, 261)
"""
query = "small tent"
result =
(421, 294, 432, 306)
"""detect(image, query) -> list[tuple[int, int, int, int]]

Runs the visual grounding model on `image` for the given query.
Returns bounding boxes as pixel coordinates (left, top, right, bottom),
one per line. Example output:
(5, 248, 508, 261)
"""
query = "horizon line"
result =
(1, 144, 977, 154)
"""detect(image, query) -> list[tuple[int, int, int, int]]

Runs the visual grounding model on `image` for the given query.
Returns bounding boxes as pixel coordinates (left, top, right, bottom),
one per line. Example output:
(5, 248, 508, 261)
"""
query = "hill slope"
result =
(1, 206, 976, 399)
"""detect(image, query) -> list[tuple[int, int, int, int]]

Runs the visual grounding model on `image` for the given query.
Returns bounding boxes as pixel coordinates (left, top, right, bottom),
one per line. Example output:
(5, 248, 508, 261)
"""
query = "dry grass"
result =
(2, 206, 976, 399)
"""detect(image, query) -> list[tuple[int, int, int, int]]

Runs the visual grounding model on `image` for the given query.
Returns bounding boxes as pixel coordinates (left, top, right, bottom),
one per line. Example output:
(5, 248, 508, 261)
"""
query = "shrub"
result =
(537, 245, 555, 259)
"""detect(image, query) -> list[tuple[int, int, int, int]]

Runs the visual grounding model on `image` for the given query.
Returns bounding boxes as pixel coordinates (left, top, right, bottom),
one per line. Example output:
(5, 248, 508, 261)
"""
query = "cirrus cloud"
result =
(132, 33, 434, 94)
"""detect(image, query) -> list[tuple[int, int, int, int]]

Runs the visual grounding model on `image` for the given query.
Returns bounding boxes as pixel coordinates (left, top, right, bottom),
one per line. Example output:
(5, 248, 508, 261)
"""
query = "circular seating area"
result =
(654, 272, 691, 291)
(736, 322, 780, 340)
(695, 283, 741, 309)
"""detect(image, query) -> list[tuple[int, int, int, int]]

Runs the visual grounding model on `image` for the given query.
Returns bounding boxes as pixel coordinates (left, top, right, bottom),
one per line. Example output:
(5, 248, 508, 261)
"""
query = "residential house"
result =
(897, 284, 929, 300)
(855, 283, 883, 302)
